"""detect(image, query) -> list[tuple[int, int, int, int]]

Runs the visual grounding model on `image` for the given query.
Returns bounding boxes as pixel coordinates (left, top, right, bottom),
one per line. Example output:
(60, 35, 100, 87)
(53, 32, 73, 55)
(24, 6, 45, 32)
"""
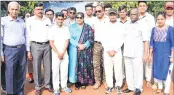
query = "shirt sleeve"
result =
(169, 27, 174, 50)
(113, 27, 124, 52)
(141, 22, 149, 41)
(65, 27, 70, 40)
(48, 27, 54, 40)
(25, 18, 31, 51)
(150, 27, 155, 49)
(1, 18, 4, 56)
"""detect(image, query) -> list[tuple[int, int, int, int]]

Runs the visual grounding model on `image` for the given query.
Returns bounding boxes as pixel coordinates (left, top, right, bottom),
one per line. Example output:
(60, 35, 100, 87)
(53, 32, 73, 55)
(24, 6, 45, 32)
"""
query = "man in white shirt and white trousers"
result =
(123, 8, 149, 95)
(101, 8, 124, 94)
(48, 12, 71, 95)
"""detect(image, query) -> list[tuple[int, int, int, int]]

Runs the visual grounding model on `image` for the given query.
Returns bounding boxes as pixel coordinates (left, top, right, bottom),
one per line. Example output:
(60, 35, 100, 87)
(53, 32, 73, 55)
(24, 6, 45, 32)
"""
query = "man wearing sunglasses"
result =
(93, 4, 109, 90)
(64, 7, 76, 26)
(165, 1, 174, 26)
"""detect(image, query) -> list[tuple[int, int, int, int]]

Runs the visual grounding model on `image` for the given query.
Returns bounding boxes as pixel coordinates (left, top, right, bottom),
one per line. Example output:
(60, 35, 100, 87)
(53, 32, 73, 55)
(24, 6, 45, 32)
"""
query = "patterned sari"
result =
(76, 23, 94, 85)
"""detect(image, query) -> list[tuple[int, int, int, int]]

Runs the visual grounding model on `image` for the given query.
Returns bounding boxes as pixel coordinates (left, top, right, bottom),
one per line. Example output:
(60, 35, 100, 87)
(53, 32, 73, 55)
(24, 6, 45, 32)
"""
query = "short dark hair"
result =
(68, 7, 77, 13)
(104, 3, 112, 10)
(45, 9, 54, 15)
(61, 9, 68, 13)
(85, 4, 93, 10)
(138, 1, 147, 5)
(76, 12, 84, 18)
(118, 5, 127, 12)
(157, 12, 166, 19)
(34, 2, 44, 8)
(55, 12, 64, 18)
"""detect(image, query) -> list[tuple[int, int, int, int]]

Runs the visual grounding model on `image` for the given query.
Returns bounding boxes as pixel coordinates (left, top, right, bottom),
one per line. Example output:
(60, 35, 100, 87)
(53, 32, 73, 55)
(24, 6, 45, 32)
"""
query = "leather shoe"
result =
(123, 88, 133, 93)
(133, 89, 141, 95)
(35, 90, 41, 95)
(45, 87, 53, 92)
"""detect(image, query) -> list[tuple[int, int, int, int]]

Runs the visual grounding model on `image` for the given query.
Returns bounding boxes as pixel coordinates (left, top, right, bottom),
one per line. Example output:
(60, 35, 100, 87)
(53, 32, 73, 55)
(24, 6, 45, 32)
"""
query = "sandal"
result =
(146, 81, 151, 88)
(93, 82, 101, 90)
(152, 83, 158, 94)
(75, 86, 80, 90)
(81, 86, 86, 89)
(157, 89, 162, 93)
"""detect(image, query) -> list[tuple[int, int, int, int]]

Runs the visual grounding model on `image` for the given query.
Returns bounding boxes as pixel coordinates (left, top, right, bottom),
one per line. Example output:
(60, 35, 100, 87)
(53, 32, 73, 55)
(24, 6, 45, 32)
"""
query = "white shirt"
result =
(84, 16, 95, 28)
(166, 17, 174, 27)
(26, 16, 51, 51)
(93, 16, 109, 42)
(48, 25, 70, 54)
(101, 21, 124, 55)
(124, 20, 149, 58)
(139, 12, 155, 40)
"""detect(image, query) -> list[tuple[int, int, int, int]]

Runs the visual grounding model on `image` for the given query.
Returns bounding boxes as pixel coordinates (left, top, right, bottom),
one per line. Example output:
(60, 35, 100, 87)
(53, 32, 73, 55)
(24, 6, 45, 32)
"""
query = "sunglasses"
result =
(96, 10, 102, 13)
(70, 12, 76, 14)
(76, 16, 83, 19)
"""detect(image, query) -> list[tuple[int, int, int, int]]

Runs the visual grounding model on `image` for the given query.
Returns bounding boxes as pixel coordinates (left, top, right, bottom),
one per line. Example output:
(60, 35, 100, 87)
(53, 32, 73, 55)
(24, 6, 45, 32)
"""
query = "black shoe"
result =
(28, 78, 34, 83)
(35, 90, 41, 95)
(123, 88, 133, 93)
(133, 89, 141, 95)
(105, 87, 113, 94)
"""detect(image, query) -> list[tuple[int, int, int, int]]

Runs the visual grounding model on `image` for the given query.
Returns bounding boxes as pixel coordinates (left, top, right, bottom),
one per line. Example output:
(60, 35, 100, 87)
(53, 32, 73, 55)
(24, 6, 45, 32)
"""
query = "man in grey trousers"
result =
(26, 2, 53, 95)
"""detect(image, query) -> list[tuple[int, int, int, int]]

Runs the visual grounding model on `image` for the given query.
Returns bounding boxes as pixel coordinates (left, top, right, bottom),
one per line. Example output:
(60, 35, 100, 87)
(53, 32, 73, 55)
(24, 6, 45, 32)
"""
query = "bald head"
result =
(130, 8, 139, 23)
(8, 2, 20, 19)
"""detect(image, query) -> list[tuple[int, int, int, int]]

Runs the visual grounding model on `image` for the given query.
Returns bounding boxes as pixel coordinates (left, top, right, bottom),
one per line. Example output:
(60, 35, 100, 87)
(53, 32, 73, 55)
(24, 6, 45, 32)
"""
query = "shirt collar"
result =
(34, 15, 47, 20)
(139, 12, 148, 19)
(8, 16, 20, 22)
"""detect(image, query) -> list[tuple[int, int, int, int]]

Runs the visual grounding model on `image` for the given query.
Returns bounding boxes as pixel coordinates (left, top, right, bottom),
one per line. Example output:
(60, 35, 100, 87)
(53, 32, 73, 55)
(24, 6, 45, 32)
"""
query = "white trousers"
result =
(124, 57, 143, 91)
(104, 51, 123, 88)
(52, 52, 69, 91)
(145, 62, 152, 82)
(154, 63, 173, 94)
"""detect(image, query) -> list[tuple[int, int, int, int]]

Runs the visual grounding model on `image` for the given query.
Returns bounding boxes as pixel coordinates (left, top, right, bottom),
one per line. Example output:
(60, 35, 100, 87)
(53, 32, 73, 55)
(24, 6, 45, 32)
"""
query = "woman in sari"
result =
(68, 12, 94, 89)
(149, 12, 174, 95)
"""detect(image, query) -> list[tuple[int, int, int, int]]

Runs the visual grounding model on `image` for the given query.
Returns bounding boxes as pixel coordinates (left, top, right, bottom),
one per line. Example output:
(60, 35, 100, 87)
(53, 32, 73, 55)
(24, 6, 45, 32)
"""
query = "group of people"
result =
(1, 1, 174, 95)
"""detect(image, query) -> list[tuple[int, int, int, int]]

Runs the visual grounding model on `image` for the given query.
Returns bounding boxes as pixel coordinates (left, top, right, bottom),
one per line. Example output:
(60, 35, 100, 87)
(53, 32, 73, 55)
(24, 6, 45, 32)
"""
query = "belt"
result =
(94, 41, 101, 44)
(4, 44, 24, 48)
(32, 41, 49, 45)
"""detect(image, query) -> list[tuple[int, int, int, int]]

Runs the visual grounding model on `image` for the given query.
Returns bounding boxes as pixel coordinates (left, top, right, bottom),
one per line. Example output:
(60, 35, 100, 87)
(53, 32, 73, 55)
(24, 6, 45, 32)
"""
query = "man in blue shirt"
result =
(1, 1, 28, 95)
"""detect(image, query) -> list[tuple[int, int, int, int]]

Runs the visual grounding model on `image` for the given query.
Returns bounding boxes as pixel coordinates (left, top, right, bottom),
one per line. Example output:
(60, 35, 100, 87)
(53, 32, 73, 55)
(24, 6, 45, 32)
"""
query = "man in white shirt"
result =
(93, 4, 109, 89)
(45, 8, 55, 25)
(64, 7, 76, 26)
(165, 1, 174, 26)
(26, 3, 53, 95)
(49, 12, 71, 95)
(102, 8, 124, 94)
(138, 1, 155, 87)
(84, 3, 95, 28)
(123, 8, 149, 95)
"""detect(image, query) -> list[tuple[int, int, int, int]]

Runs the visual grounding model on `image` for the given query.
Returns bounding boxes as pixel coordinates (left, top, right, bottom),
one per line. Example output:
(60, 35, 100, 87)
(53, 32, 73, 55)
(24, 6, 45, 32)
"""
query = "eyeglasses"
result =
(166, 7, 173, 10)
(76, 16, 83, 19)
(70, 12, 76, 14)
(96, 10, 102, 13)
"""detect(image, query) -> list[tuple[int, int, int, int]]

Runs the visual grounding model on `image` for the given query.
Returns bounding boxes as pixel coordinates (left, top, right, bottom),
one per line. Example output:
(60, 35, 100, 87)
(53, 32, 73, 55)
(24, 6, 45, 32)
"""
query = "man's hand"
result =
(170, 57, 173, 63)
(1, 56, 5, 63)
(57, 53, 64, 60)
(143, 54, 148, 63)
(27, 51, 33, 60)
(148, 55, 153, 63)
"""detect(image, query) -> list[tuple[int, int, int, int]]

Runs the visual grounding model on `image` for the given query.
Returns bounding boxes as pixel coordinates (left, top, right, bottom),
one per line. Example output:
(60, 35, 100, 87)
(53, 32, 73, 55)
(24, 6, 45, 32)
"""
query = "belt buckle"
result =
(17, 45, 22, 48)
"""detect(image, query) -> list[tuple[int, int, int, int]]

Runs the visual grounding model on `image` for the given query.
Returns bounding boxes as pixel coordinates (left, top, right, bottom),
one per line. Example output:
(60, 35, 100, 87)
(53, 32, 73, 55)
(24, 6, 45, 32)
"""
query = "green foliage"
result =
(104, 1, 165, 17)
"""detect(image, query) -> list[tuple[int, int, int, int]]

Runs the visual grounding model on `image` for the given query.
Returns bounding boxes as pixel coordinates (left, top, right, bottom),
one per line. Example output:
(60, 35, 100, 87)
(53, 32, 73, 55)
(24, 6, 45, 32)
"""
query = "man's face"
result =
(34, 6, 44, 17)
(109, 13, 117, 22)
(119, 9, 127, 18)
(56, 16, 64, 26)
(104, 7, 111, 15)
(8, 4, 19, 18)
(165, 7, 174, 16)
(62, 11, 68, 19)
(68, 10, 76, 19)
(96, 6, 104, 18)
(85, 7, 93, 16)
(130, 9, 139, 22)
(45, 11, 54, 21)
(138, 2, 147, 13)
